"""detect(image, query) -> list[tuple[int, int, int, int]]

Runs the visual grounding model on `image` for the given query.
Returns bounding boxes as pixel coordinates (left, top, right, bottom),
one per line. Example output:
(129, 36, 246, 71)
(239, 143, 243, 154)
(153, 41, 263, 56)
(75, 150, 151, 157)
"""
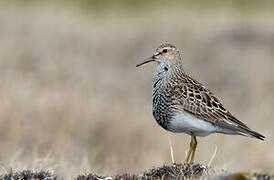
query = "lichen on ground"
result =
(74, 163, 273, 180)
(0, 164, 273, 180)
(0, 170, 59, 180)
(72, 163, 206, 180)
(142, 163, 205, 179)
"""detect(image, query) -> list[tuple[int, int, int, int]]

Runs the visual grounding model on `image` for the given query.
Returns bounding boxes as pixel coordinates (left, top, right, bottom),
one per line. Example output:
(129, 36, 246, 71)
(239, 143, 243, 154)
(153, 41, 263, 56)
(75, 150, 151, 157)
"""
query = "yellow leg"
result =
(184, 136, 194, 164)
(185, 144, 192, 164)
(190, 136, 197, 163)
(184, 135, 197, 164)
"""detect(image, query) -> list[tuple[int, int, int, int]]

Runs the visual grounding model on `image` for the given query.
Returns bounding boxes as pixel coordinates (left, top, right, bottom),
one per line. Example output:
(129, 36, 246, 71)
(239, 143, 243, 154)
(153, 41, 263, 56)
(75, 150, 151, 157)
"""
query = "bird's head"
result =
(136, 44, 182, 69)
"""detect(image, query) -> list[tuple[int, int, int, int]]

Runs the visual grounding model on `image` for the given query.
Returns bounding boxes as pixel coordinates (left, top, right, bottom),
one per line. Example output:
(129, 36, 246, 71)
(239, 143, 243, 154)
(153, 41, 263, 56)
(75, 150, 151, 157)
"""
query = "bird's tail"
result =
(239, 128, 265, 141)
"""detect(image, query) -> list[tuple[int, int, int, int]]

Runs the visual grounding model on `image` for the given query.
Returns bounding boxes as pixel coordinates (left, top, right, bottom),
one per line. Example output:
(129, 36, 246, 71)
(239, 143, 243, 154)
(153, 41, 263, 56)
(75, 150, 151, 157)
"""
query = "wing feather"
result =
(170, 74, 249, 129)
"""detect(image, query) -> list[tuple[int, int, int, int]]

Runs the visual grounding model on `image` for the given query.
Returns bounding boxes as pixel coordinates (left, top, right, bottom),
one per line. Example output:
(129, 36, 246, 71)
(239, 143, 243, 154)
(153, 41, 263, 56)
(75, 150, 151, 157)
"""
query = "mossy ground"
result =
(0, 164, 272, 180)
(0, 170, 59, 180)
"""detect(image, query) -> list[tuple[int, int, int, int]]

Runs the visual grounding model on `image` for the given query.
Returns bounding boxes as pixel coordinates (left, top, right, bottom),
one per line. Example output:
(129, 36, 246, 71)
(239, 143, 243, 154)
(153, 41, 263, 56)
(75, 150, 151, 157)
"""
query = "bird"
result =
(136, 43, 265, 164)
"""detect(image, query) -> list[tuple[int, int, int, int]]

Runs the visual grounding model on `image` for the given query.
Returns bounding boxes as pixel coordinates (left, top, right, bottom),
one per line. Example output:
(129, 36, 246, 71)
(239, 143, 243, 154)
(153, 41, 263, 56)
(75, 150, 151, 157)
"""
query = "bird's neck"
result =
(171, 62, 185, 78)
(152, 63, 185, 91)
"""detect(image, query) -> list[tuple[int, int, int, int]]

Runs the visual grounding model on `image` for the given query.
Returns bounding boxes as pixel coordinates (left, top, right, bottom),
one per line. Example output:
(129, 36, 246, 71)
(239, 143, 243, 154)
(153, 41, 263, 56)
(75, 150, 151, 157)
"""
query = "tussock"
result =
(74, 164, 273, 180)
(0, 164, 273, 180)
(0, 170, 59, 180)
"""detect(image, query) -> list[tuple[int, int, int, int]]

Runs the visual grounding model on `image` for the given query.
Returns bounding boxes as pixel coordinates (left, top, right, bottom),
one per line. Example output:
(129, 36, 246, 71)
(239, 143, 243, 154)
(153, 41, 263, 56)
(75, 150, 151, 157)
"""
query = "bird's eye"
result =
(162, 49, 167, 53)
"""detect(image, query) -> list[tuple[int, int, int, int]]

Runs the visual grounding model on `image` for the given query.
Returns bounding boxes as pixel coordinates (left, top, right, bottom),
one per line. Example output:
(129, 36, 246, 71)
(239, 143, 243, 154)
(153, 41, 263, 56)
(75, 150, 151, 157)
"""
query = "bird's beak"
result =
(136, 56, 155, 67)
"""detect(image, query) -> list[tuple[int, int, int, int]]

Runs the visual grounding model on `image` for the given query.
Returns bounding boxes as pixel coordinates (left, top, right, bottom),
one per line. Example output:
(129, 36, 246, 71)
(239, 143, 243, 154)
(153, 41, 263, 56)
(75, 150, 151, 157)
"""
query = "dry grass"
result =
(0, 2, 273, 179)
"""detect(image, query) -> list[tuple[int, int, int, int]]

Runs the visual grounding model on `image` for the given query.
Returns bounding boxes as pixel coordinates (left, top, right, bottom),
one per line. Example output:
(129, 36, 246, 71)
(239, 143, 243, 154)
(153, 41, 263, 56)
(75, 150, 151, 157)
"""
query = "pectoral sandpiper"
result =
(136, 44, 264, 163)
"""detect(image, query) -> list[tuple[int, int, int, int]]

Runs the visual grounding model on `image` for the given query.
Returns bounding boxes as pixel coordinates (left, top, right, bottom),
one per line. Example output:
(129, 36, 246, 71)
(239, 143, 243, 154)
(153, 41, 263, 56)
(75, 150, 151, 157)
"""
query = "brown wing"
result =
(169, 75, 248, 129)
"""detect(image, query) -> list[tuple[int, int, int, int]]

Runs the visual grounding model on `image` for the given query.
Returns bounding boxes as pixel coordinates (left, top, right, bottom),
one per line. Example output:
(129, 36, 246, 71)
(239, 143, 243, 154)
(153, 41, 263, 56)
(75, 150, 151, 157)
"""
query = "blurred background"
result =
(0, 0, 273, 178)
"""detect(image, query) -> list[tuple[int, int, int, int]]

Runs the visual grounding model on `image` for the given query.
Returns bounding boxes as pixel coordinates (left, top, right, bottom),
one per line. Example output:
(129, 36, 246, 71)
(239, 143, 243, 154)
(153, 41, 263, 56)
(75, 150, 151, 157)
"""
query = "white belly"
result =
(167, 112, 217, 137)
